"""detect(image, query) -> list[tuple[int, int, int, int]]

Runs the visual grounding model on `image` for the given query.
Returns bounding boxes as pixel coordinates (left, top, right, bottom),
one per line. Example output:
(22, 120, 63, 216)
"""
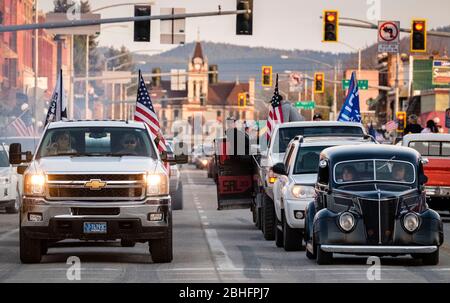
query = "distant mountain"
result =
(120, 41, 353, 82)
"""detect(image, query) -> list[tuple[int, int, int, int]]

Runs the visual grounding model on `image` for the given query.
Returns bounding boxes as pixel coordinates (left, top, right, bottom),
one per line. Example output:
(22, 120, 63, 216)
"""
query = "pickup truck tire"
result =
(20, 228, 42, 263)
(149, 215, 173, 263)
(172, 182, 183, 210)
(262, 193, 275, 241)
(275, 216, 283, 248)
(121, 239, 136, 247)
(283, 212, 303, 251)
(5, 194, 20, 214)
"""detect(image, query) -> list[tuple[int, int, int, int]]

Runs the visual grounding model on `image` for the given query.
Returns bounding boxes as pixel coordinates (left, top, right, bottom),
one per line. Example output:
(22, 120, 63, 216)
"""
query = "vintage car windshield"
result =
(36, 127, 157, 159)
(293, 146, 331, 174)
(408, 141, 450, 157)
(0, 147, 8, 167)
(334, 159, 415, 184)
(273, 126, 363, 153)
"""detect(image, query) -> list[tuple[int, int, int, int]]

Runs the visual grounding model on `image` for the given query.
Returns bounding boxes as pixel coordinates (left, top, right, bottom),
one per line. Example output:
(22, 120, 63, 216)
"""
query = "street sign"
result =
(446, 108, 450, 128)
(342, 80, 369, 90)
(45, 13, 101, 35)
(289, 72, 304, 92)
(295, 101, 315, 110)
(101, 71, 132, 84)
(378, 21, 400, 53)
(432, 59, 450, 85)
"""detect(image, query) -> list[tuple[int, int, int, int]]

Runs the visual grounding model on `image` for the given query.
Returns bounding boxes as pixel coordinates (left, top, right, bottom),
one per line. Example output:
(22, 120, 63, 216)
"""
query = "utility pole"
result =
(85, 35, 89, 119)
(394, 52, 400, 120)
(332, 64, 338, 120)
(33, 0, 39, 134)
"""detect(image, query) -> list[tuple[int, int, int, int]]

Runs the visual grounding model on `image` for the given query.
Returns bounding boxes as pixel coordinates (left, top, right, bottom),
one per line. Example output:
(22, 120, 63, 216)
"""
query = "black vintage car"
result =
(305, 144, 444, 265)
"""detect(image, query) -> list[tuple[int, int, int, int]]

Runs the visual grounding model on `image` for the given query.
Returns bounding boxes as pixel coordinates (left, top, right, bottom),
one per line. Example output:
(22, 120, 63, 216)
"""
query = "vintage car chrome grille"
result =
(358, 199, 397, 245)
(46, 174, 146, 201)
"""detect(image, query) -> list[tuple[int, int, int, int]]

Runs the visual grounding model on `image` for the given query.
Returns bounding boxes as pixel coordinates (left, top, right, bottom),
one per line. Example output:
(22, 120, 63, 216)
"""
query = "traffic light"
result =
(411, 19, 426, 52)
(323, 10, 338, 42)
(396, 111, 407, 132)
(236, 0, 253, 35)
(134, 5, 151, 42)
(314, 73, 325, 93)
(238, 93, 247, 108)
(262, 66, 273, 87)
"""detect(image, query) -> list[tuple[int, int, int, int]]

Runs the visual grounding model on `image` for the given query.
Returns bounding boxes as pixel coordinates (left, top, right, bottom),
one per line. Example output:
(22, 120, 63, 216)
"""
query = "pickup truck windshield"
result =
(0, 149, 8, 167)
(408, 141, 450, 157)
(36, 127, 157, 159)
(273, 126, 364, 153)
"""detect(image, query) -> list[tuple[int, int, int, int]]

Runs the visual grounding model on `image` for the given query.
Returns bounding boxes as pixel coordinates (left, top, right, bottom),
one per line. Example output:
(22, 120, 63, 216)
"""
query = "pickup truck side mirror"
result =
(9, 143, 23, 165)
(272, 162, 287, 176)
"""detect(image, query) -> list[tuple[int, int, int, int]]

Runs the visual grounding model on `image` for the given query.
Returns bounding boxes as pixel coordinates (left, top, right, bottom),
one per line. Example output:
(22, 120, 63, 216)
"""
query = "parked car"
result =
(271, 135, 375, 251)
(254, 121, 369, 240)
(0, 144, 22, 213)
(402, 134, 450, 211)
(305, 144, 443, 265)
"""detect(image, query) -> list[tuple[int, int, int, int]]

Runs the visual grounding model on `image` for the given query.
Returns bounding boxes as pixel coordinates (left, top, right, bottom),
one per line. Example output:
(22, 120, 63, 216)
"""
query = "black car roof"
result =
(321, 144, 420, 164)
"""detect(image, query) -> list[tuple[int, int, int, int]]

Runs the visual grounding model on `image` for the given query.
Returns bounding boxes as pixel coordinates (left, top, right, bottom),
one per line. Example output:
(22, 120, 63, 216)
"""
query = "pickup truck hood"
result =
(291, 174, 317, 186)
(31, 157, 160, 174)
(425, 157, 450, 186)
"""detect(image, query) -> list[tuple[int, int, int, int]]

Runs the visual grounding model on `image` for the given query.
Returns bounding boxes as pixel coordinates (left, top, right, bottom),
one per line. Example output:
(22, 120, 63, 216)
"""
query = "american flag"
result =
(10, 111, 36, 137)
(134, 71, 167, 152)
(266, 74, 284, 143)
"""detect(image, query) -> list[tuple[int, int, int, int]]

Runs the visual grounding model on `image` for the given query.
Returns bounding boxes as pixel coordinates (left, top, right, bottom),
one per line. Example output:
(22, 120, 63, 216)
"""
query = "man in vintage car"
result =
(305, 144, 444, 265)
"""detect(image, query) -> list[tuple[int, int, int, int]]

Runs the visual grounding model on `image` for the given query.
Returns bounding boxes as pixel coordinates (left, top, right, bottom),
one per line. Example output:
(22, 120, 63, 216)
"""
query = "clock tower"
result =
(188, 41, 208, 104)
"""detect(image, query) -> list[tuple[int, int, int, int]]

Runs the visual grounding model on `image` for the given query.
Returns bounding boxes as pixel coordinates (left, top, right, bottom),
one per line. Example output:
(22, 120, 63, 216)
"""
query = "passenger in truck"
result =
(118, 133, 140, 155)
(46, 132, 77, 156)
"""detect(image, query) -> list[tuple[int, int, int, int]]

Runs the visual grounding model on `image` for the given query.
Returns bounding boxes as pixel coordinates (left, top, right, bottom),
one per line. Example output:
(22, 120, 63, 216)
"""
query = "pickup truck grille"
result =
(46, 174, 146, 201)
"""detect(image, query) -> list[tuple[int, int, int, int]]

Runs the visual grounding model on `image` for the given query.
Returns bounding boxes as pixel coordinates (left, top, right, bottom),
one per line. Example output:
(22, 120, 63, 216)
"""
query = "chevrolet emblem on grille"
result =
(85, 179, 107, 190)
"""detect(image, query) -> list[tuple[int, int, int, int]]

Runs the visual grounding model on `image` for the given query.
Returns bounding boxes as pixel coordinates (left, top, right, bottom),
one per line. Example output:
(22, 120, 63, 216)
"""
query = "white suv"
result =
(271, 135, 376, 250)
(0, 144, 22, 213)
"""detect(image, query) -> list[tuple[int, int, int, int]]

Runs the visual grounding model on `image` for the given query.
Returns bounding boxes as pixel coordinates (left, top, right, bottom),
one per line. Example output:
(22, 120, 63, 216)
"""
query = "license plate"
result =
(83, 222, 107, 234)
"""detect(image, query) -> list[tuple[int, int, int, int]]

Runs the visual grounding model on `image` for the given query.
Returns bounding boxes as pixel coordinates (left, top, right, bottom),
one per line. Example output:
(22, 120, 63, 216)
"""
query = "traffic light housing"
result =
(134, 5, 151, 42)
(314, 73, 325, 93)
(236, 0, 253, 35)
(396, 111, 407, 132)
(323, 10, 338, 42)
(411, 19, 426, 52)
(262, 66, 273, 87)
(238, 93, 247, 108)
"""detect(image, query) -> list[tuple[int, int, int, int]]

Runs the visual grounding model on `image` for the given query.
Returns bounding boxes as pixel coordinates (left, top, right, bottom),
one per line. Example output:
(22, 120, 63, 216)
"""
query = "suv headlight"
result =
(0, 176, 11, 184)
(403, 212, 420, 233)
(24, 174, 45, 196)
(291, 185, 315, 199)
(145, 173, 168, 196)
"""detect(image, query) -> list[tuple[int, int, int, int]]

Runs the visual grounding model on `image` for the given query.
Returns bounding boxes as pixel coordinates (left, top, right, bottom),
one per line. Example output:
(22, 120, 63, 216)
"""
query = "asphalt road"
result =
(1, 165, 450, 282)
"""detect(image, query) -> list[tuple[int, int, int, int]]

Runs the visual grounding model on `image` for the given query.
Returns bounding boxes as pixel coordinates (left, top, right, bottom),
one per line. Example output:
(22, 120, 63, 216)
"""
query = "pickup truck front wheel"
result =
(262, 193, 275, 241)
(149, 216, 173, 263)
(20, 228, 42, 264)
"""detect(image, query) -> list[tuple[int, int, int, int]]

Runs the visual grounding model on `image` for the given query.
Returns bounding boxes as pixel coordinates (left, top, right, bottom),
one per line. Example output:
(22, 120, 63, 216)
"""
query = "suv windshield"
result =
(408, 141, 450, 157)
(334, 159, 415, 184)
(36, 127, 157, 159)
(293, 146, 331, 174)
(273, 126, 364, 153)
(0, 147, 8, 167)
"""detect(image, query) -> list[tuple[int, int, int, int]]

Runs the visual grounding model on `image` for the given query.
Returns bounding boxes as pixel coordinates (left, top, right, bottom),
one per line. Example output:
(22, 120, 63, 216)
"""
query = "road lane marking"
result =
(0, 228, 19, 241)
(204, 229, 236, 270)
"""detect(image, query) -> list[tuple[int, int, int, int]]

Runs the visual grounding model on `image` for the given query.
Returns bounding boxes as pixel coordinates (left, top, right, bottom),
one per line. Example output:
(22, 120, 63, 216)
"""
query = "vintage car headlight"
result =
(24, 174, 46, 196)
(339, 212, 355, 232)
(146, 173, 169, 196)
(403, 212, 420, 233)
(0, 176, 11, 184)
(291, 185, 315, 199)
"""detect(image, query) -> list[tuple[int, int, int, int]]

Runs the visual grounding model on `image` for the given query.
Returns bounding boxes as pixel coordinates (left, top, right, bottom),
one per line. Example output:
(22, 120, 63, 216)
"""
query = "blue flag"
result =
(337, 71, 361, 122)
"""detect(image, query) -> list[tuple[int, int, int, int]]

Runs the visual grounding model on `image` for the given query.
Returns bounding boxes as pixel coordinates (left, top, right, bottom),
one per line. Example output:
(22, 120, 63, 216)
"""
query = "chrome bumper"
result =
(321, 245, 438, 254)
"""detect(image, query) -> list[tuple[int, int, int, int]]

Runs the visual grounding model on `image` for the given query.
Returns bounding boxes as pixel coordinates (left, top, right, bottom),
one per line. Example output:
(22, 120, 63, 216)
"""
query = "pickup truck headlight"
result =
(146, 173, 168, 196)
(291, 185, 315, 199)
(0, 176, 11, 184)
(24, 174, 45, 196)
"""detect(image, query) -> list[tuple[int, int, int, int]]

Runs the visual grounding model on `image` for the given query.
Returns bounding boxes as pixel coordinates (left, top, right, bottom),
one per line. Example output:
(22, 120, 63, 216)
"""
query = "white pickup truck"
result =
(0, 144, 21, 213)
(9, 120, 187, 263)
(253, 121, 369, 240)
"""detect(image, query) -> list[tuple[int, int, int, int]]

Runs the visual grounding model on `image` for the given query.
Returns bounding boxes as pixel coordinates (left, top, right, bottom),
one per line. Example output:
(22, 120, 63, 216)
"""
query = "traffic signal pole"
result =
(0, 8, 251, 33)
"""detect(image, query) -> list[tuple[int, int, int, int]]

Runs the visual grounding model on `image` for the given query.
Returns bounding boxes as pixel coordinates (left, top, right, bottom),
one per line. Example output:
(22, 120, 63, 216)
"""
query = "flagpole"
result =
(59, 68, 63, 121)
